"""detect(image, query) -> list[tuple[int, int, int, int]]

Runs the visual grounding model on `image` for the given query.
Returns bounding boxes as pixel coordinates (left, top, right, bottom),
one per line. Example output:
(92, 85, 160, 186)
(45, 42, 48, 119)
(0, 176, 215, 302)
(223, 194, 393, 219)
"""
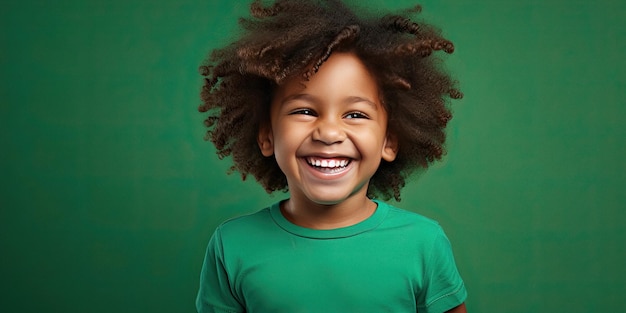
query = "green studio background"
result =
(1, 0, 624, 312)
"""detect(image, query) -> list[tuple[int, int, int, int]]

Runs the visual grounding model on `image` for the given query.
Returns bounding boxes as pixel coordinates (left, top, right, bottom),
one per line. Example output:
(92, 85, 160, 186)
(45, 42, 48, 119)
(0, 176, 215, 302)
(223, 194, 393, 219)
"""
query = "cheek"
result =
(271, 132, 297, 162)
(357, 127, 388, 156)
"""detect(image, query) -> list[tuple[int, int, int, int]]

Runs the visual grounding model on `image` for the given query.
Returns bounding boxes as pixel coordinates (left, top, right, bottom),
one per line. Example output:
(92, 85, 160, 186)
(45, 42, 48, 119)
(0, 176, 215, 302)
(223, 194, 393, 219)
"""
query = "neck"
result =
(280, 194, 377, 230)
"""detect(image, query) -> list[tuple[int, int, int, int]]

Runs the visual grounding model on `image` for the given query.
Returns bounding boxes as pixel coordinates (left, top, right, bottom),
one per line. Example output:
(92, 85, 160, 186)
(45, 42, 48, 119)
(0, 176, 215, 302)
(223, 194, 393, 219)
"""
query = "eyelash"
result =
(345, 111, 369, 119)
(289, 109, 316, 116)
(288, 109, 369, 119)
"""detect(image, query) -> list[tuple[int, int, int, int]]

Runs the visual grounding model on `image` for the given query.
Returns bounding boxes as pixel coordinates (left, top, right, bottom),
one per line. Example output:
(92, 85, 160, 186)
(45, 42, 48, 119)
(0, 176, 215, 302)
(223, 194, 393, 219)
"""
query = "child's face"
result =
(258, 52, 397, 206)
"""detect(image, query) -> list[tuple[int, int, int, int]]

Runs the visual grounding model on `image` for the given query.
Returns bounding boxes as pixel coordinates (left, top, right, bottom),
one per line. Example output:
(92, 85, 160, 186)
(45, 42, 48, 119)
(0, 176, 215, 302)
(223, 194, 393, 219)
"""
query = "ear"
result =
(258, 125, 274, 157)
(381, 132, 398, 162)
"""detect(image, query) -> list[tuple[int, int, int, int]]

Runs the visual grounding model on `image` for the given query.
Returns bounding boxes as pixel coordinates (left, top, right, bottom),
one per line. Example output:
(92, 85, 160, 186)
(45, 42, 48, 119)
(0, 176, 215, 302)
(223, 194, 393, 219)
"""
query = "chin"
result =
(303, 189, 360, 206)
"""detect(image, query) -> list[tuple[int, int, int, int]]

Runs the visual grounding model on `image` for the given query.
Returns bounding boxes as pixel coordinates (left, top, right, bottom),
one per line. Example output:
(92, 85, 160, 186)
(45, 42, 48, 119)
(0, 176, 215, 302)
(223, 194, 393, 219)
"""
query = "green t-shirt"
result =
(197, 200, 466, 313)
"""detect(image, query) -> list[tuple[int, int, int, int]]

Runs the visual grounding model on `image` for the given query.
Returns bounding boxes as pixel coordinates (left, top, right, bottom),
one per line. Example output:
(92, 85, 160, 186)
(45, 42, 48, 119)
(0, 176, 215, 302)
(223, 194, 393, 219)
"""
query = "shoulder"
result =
(211, 202, 293, 249)
(376, 201, 446, 236)
(216, 206, 273, 235)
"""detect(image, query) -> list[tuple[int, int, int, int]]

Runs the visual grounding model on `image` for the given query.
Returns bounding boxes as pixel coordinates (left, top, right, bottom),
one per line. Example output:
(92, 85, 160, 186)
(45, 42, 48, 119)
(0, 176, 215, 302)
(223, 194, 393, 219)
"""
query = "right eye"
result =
(289, 109, 316, 116)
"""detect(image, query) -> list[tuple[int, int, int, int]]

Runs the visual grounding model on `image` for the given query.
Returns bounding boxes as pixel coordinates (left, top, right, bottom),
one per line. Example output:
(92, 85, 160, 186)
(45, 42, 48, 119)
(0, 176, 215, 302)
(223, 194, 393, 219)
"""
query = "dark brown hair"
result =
(199, 0, 462, 201)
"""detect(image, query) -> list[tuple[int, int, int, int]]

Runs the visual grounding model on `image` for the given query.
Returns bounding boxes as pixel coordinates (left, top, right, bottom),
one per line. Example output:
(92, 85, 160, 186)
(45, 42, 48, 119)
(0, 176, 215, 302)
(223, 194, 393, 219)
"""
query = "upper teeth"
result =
(307, 157, 349, 168)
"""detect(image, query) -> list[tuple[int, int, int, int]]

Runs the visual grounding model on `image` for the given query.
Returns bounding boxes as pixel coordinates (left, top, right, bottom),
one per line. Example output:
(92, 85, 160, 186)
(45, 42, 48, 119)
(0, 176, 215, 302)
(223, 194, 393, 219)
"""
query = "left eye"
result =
(345, 112, 368, 119)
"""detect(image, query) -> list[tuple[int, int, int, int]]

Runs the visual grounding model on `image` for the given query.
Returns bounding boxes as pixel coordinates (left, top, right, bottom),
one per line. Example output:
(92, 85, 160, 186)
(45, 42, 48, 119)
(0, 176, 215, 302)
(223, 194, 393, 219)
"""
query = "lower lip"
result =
(299, 158, 353, 180)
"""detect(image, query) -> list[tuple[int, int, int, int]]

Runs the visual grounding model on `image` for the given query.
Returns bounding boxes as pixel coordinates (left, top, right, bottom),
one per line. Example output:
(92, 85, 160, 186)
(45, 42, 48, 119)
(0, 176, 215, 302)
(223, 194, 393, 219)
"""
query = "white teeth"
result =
(307, 157, 349, 168)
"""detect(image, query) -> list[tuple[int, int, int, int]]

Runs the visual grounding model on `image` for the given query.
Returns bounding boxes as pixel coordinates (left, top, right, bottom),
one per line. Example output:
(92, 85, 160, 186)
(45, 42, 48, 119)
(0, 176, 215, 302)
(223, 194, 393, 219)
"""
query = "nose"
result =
(311, 118, 346, 145)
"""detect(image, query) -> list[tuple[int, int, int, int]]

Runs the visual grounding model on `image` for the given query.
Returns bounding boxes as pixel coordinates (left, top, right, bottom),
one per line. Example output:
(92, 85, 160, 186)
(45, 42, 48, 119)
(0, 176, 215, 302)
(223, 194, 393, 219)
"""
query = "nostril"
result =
(312, 123, 346, 145)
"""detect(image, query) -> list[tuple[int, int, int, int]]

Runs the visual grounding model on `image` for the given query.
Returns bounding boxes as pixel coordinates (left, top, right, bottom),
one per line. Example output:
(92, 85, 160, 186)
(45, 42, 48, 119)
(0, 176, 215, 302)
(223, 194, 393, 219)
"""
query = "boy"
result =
(196, 1, 467, 312)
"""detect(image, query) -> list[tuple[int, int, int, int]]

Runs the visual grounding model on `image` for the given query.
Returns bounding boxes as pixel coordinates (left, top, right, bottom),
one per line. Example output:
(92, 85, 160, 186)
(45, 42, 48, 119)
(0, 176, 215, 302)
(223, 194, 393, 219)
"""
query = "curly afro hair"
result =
(199, 0, 462, 201)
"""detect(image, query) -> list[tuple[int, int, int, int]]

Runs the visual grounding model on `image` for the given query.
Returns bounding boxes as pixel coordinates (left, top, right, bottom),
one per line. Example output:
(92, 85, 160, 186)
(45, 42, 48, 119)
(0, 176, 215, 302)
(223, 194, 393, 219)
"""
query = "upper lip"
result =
(299, 155, 355, 163)
(298, 150, 355, 159)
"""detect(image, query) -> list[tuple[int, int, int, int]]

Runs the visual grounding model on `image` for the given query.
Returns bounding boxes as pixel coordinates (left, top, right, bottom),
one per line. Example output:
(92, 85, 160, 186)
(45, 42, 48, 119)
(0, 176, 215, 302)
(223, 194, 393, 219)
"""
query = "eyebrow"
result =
(344, 96, 379, 110)
(281, 94, 379, 110)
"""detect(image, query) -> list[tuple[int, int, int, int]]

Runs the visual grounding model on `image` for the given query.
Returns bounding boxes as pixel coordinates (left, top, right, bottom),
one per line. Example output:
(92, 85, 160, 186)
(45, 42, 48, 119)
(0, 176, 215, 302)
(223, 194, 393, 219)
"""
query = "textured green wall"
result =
(1, 0, 624, 312)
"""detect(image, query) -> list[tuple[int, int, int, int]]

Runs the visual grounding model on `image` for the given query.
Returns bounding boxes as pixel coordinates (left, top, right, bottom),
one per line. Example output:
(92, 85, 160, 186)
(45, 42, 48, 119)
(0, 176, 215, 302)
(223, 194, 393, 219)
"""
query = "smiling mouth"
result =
(305, 157, 352, 173)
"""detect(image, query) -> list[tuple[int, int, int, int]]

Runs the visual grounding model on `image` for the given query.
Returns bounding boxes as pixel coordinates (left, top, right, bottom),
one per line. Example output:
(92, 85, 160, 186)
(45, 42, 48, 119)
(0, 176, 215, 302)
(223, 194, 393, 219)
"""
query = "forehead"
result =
(272, 52, 380, 105)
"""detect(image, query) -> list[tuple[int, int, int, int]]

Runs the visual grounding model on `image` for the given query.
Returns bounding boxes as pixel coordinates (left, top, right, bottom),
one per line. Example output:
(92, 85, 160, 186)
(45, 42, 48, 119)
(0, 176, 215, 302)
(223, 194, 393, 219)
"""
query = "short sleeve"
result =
(196, 228, 245, 313)
(418, 229, 467, 313)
